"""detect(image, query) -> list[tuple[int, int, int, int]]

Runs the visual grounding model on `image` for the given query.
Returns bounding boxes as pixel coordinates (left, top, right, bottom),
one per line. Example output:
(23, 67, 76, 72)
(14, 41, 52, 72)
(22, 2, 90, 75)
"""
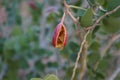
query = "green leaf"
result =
(5, 60, 19, 80)
(101, 17, 120, 33)
(44, 74, 59, 80)
(89, 40, 100, 52)
(106, 0, 120, 17)
(92, 26, 100, 38)
(95, 70, 105, 79)
(31, 78, 42, 80)
(18, 36, 29, 50)
(97, 58, 109, 71)
(88, 52, 100, 64)
(16, 15, 22, 25)
(114, 41, 120, 49)
(81, 8, 93, 27)
(18, 57, 29, 69)
(26, 72, 35, 80)
(35, 61, 45, 71)
(0, 38, 5, 54)
(34, 48, 53, 57)
(26, 26, 39, 41)
(86, 32, 92, 45)
(10, 26, 23, 36)
(4, 38, 15, 59)
(69, 41, 79, 53)
(47, 62, 58, 68)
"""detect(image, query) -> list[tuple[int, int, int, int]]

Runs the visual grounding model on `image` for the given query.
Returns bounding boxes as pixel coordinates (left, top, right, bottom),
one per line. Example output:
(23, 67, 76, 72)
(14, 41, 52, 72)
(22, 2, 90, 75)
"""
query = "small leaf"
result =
(44, 74, 59, 80)
(47, 62, 58, 68)
(35, 61, 45, 71)
(18, 57, 29, 69)
(80, 8, 93, 27)
(106, 0, 120, 17)
(95, 70, 105, 79)
(99, 0, 120, 17)
(10, 26, 23, 36)
(35, 48, 52, 57)
(101, 17, 120, 33)
(89, 40, 100, 52)
(88, 52, 100, 64)
(31, 78, 42, 80)
(92, 26, 100, 38)
(86, 32, 92, 45)
(69, 41, 79, 53)
(16, 15, 22, 25)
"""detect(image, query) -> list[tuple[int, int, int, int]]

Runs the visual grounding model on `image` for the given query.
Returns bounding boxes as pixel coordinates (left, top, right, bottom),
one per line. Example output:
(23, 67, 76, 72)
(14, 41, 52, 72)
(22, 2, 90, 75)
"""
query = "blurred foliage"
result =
(0, 0, 120, 80)
(31, 74, 59, 80)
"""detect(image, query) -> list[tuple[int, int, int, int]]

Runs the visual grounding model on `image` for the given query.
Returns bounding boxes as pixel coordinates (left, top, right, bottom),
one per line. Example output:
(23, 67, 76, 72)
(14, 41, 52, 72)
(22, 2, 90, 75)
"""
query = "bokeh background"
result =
(0, 0, 120, 80)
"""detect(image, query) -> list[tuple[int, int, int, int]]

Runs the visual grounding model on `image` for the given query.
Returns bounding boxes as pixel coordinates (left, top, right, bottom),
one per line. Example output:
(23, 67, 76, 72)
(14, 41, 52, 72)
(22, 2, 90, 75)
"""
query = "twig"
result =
(101, 34, 120, 58)
(63, 1, 120, 80)
(63, 0, 78, 23)
(108, 67, 120, 80)
(94, 34, 120, 70)
(63, 0, 84, 42)
(68, 5, 86, 11)
(79, 42, 87, 80)
(61, 12, 66, 24)
(71, 30, 90, 80)
(63, 0, 83, 43)
(86, 5, 120, 30)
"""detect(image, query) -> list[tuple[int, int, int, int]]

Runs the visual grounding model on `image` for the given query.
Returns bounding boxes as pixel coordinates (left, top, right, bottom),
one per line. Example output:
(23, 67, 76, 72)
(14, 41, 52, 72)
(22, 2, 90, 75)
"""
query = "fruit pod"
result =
(52, 23, 68, 49)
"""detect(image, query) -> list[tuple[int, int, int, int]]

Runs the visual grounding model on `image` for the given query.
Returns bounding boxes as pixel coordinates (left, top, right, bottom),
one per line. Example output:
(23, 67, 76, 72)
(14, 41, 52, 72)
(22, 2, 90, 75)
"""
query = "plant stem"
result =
(86, 5, 120, 30)
(61, 12, 66, 24)
(71, 30, 90, 80)
(63, 0, 78, 23)
(94, 34, 120, 70)
(69, 5, 86, 11)
(79, 42, 87, 80)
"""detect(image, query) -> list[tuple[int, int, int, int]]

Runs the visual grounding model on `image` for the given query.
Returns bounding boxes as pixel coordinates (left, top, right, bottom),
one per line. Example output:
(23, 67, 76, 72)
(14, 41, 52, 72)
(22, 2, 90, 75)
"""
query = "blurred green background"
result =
(0, 0, 120, 80)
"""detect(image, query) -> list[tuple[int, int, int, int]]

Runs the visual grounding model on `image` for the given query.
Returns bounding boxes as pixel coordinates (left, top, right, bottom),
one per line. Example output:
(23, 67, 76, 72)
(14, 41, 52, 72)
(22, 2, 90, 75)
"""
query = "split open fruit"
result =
(52, 23, 68, 49)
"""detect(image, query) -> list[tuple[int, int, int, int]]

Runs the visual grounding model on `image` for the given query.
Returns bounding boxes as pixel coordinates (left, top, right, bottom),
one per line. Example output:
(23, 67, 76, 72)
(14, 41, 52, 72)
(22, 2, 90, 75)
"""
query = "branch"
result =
(86, 5, 120, 30)
(71, 30, 90, 80)
(79, 42, 87, 80)
(101, 34, 120, 58)
(63, 0, 78, 23)
(108, 67, 120, 80)
(61, 12, 66, 24)
(63, 0, 83, 42)
(68, 5, 86, 11)
(94, 34, 120, 70)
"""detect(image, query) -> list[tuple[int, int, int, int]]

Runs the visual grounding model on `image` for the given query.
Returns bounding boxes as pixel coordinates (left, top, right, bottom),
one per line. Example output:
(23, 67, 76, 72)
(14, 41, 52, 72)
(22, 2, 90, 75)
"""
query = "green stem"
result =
(69, 5, 86, 11)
